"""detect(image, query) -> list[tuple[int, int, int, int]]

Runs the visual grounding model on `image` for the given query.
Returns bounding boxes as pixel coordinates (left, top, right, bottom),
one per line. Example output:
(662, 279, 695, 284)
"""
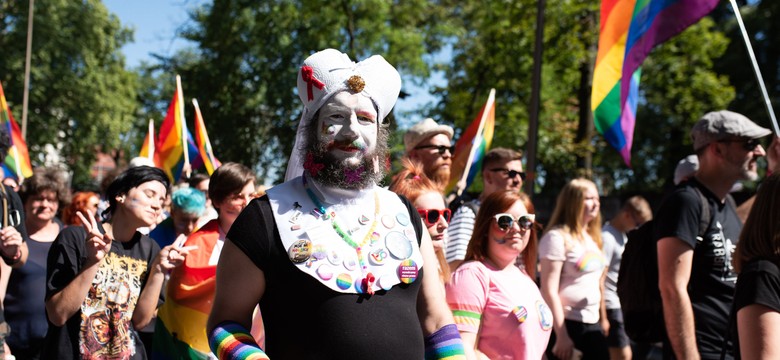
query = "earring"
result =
(118, 196, 126, 204)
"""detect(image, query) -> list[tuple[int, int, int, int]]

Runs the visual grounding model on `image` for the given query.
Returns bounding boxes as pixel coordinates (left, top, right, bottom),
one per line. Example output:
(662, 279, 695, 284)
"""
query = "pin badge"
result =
(381, 214, 396, 229)
(288, 239, 312, 263)
(385, 231, 413, 260)
(397, 259, 418, 284)
(396, 212, 410, 226)
(359, 214, 370, 225)
(369, 248, 388, 265)
(336, 273, 352, 290)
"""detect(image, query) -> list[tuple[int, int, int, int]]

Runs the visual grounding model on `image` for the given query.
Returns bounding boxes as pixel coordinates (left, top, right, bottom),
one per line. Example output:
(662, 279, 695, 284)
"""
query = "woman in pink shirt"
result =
(446, 190, 552, 359)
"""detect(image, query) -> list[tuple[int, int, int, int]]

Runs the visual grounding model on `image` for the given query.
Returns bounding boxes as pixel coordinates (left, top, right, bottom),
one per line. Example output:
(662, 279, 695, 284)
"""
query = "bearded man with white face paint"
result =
(207, 49, 467, 360)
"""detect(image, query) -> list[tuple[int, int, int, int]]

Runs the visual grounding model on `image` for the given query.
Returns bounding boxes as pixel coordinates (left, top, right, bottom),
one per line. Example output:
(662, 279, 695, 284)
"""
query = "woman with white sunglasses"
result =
(446, 190, 552, 359)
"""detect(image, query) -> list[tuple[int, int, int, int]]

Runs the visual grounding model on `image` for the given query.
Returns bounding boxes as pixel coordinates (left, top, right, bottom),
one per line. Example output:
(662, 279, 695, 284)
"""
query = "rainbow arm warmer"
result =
(208, 321, 270, 360)
(424, 323, 467, 360)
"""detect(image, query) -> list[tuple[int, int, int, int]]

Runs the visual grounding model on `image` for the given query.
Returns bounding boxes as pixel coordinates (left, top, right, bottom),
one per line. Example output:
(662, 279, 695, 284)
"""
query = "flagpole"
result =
(455, 88, 496, 196)
(176, 75, 191, 179)
(729, 0, 779, 135)
(21, 0, 34, 140)
(147, 119, 155, 162)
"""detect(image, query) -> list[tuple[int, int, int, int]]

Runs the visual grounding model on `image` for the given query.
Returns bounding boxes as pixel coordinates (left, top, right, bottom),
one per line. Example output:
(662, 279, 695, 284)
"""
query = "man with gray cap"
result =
(656, 110, 779, 359)
(404, 118, 454, 190)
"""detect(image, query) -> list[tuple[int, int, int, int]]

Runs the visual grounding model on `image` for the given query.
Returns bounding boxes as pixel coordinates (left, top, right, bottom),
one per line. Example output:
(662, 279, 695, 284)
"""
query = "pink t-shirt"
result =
(538, 228, 606, 323)
(446, 261, 552, 360)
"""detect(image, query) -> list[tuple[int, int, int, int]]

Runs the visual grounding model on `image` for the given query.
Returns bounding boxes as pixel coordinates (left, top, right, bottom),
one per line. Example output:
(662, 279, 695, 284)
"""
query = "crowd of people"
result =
(0, 48, 777, 360)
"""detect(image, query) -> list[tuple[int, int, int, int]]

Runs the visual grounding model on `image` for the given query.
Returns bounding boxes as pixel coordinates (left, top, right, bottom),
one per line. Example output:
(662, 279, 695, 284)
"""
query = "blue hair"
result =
(172, 187, 206, 216)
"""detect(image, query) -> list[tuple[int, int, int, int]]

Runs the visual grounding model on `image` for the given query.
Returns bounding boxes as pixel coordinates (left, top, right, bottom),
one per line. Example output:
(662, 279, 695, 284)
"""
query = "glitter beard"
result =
(300, 121, 389, 190)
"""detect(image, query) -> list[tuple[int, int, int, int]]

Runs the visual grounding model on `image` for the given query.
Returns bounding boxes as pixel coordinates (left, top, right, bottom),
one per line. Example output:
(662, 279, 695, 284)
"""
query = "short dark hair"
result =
(482, 147, 523, 172)
(209, 163, 255, 207)
(188, 173, 210, 189)
(19, 167, 69, 205)
(103, 166, 169, 219)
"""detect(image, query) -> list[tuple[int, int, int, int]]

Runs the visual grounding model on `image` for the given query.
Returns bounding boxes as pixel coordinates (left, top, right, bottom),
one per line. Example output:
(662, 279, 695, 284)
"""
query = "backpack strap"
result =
(690, 185, 712, 242)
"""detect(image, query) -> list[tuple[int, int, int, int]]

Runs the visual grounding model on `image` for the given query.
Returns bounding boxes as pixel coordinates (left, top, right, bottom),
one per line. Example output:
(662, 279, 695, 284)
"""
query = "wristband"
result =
(1, 249, 21, 266)
(424, 323, 467, 360)
(209, 321, 269, 360)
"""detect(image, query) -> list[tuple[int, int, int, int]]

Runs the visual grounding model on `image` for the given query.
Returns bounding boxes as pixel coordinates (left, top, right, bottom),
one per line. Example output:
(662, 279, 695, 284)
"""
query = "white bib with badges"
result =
(267, 176, 424, 294)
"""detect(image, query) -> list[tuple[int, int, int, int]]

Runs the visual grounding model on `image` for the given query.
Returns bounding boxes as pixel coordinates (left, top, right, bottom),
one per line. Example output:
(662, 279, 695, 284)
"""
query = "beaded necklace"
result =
(303, 175, 380, 294)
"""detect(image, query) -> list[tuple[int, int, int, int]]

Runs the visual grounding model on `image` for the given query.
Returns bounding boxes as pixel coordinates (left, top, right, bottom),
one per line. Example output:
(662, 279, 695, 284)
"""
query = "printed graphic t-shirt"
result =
(447, 261, 552, 360)
(44, 226, 159, 360)
(539, 228, 606, 324)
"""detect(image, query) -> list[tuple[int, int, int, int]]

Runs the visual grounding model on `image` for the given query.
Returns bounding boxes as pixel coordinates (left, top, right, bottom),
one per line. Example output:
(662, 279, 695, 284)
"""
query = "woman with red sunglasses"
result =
(445, 190, 552, 359)
(389, 159, 451, 285)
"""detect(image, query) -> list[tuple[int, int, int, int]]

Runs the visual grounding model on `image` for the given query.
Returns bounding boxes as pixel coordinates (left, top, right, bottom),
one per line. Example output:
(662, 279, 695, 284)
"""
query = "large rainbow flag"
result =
(0, 81, 33, 180)
(154, 220, 220, 359)
(592, 0, 720, 165)
(156, 76, 201, 182)
(445, 89, 495, 196)
(192, 99, 221, 175)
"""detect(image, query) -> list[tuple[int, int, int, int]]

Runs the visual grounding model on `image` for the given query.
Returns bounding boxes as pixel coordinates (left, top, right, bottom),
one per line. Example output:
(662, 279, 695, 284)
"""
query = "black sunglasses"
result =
(414, 145, 454, 155)
(493, 213, 535, 231)
(489, 168, 527, 181)
(718, 138, 761, 151)
(417, 208, 452, 226)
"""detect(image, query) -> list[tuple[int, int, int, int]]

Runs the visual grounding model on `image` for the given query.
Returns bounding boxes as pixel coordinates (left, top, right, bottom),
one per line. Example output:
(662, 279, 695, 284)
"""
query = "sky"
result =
(102, 0, 439, 128)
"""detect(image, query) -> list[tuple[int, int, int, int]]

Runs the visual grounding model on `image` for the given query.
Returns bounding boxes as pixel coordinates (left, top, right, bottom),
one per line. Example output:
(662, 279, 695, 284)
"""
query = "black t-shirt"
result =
(654, 179, 741, 358)
(227, 195, 425, 360)
(43, 225, 160, 359)
(730, 259, 780, 360)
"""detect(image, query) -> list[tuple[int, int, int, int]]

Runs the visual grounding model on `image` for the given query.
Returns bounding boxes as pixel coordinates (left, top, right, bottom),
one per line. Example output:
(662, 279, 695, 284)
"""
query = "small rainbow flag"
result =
(139, 119, 157, 163)
(446, 89, 495, 196)
(192, 99, 221, 175)
(0, 81, 33, 181)
(156, 75, 201, 182)
(592, 0, 719, 165)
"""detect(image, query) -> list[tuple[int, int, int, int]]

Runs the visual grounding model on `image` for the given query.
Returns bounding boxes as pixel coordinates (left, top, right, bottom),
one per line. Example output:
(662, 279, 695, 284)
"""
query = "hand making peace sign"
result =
(76, 210, 112, 263)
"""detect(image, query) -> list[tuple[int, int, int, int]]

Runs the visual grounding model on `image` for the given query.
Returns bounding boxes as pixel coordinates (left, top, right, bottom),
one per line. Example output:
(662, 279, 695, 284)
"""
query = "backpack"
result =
(616, 184, 713, 343)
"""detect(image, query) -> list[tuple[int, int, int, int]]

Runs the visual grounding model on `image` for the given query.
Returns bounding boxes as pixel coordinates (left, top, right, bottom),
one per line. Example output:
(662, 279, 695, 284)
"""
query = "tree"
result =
(0, 0, 138, 188)
(145, 0, 457, 183)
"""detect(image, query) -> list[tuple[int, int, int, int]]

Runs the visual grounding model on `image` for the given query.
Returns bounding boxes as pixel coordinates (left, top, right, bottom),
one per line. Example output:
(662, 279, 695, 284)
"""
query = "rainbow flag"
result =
(139, 119, 157, 162)
(156, 75, 201, 182)
(445, 89, 495, 196)
(192, 99, 221, 175)
(154, 220, 220, 360)
(0, 81, 33, 180)
(592, 0, 719, 165)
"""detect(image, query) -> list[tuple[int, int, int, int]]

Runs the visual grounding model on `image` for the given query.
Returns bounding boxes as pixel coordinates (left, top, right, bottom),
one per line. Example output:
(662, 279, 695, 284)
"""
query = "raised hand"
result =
(0, 226, 23, 261)
(76, 211, 112, 264)
(155, 235, 198, 273)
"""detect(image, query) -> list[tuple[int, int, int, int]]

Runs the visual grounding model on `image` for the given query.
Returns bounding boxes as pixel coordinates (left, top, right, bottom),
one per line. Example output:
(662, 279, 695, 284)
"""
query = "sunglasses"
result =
(718, 138, 761, 151)
(417, 208, 452, 226)
(414, 145, 455, 155)
(493, 213, 535, 231)
(489, 168, 527, 181)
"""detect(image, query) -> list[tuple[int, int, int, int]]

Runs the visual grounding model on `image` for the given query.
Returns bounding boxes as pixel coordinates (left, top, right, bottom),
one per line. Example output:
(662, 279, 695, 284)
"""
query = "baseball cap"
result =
(403, 118, 454, 152)
(691, 110, 771, 151)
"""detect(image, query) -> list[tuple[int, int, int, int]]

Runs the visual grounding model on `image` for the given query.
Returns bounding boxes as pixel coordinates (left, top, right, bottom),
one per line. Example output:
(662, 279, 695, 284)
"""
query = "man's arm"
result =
(657, 236, 699, 360)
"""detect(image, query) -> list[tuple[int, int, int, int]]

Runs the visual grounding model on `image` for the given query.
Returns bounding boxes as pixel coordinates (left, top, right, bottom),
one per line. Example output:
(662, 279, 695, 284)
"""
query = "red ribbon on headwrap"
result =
(301, 66, 325, 101)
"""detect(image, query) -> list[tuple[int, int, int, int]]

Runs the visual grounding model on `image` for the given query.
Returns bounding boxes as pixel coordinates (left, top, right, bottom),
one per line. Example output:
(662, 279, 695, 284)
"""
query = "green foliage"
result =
(0, 0, 137, 188)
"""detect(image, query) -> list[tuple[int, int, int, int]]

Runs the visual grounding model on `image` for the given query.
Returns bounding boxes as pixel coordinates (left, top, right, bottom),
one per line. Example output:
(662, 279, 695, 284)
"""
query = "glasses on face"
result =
(414, 144, 455, 156)
(719, 138, 761, 151)
(493, 213, 535, 232)
(489, 168, 527, 181)
(417, 208, 452, 227)
(230, 192, 254, 203)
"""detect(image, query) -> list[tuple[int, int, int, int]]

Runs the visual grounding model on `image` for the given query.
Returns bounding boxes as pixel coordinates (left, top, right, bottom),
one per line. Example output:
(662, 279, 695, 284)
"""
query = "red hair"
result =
(62, 191, 99, 226)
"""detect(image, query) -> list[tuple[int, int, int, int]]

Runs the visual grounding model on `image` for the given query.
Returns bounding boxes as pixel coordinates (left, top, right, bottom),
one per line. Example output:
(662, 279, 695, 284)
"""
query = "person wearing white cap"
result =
(207, 49, 466, 360)
(656, 110, 779, 360)
(404, 118, 454, 190)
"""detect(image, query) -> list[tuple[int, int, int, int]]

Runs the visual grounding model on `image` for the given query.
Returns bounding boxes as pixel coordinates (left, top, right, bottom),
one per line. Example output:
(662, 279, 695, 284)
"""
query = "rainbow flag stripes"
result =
(192, 99, 221, 175)
(156, 76, 202, 182)
(209, 321, 269, 360)
(424, 324, 467, 360)
(446, 89, 495, 195)
(0, 81, 32, 180)
(449, 303, 482, 333)
(592, 0, 720, 165)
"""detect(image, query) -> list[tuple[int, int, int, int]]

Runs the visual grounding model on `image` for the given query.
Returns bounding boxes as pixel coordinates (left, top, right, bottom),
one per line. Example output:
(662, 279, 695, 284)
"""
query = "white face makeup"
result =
(316, 91, 378, 166)
(122, 181, 167, 227)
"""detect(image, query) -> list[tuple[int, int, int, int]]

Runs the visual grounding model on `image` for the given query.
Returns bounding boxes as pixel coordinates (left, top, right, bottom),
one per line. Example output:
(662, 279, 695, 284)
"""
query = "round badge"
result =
(512, 306, 528, 323)
(358, 214, 370, 225)
(288, 239, 312, 264)
(312, 244, 327, 260)
(327, 250, 342, 265)
(353, 278, 365, 294)
(336, 273, 352, 290)
(377, 273, 396, 291)
(343, 257, 358, 271)
(385, 231, 413, 260)
(381, 214, 396, 229)
(537, 300, 553, 331)
(370, 231, 381, 246)
(397, 259, 418, 284)
(396, 212, 410, 226)
(369, 248, 388, 265)
(316, 264, 333, 281)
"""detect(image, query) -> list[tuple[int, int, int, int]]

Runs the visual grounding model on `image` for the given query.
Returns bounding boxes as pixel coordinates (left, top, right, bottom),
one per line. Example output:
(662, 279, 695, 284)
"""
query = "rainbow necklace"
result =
(303, 175, 380, 294)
